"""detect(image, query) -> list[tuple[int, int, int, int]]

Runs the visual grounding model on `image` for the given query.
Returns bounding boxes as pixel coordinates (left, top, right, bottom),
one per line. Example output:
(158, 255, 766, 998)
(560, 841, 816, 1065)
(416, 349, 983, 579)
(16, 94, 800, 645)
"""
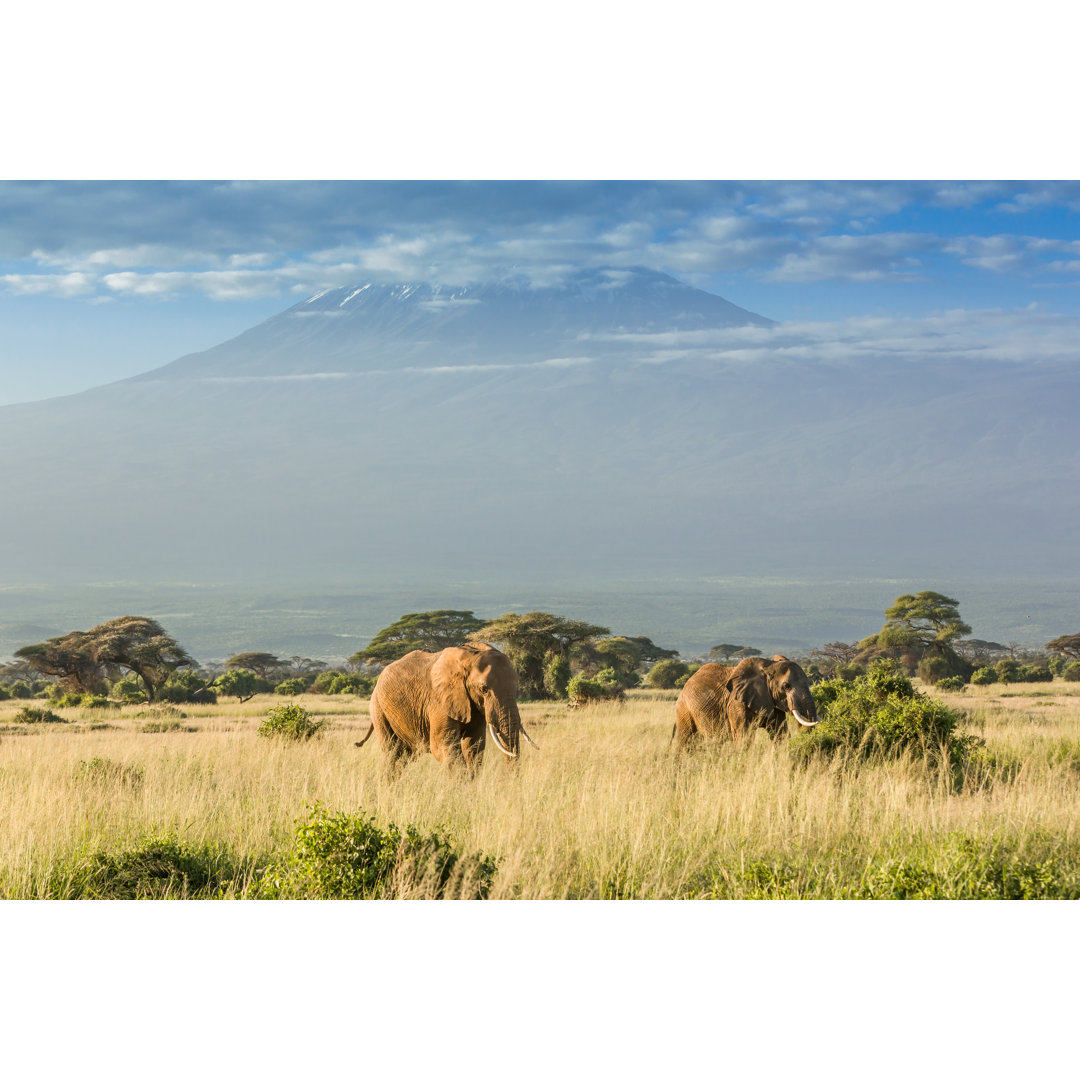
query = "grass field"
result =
(3, 682, 1080, 899)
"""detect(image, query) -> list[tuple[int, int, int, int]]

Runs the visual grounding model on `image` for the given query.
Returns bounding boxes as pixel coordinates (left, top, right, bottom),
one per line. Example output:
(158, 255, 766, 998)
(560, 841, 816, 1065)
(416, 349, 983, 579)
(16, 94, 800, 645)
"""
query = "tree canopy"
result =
(708, 644, 762, 663)
(225, 652, 286, 679)
(470, 611, 611, 699)
(352, 610, 486, 665)
(866, 592, 972, 653)
(1047, 633, 1080, 662)
(17, 616, 194, 701)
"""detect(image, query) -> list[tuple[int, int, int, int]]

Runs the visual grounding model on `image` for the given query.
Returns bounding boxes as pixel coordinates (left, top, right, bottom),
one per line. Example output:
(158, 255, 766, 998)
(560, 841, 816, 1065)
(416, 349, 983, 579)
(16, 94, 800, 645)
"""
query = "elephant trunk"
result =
(486, 697, 521, 758)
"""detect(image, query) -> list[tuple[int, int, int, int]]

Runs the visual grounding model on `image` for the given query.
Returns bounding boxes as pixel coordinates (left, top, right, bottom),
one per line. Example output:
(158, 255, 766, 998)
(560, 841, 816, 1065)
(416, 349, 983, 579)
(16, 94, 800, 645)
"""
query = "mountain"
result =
(0, 267, 1076, 592)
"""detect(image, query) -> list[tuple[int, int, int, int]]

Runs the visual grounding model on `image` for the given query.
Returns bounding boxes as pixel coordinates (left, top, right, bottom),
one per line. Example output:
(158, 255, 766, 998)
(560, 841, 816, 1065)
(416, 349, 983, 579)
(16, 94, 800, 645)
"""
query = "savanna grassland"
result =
(3, 682, 1080, 899)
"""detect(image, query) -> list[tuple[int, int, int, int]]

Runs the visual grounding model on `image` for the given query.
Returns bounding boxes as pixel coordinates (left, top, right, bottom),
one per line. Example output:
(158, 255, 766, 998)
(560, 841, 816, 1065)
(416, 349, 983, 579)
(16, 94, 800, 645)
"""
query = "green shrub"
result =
(543, 655, 571, 699)
(936, 676, 966, 692)
(1017, 664, 1054, 683)
(970, 666, 998, 685)
(566, 674, 624, 707)
(793, 662, 978, 767)
(326, 673, 377, 696)
(47, 830, 240, 899)
(0, 685, 8, 701)
(12, 706, 66, 724)
(75, 757, 144, 789)
(214, 668, 268, 702)
(644, 658, 690, 689)
(1063, 662, 1080, 683)
(110, 675, 147, 703)
(6, 681, 32, 699)
(995, 659, 1020, 684)
(158, 670, 217, 704)
(259, 803, 497, 900)
(258, 702, 324, 741)
(273, 677, 308, 697)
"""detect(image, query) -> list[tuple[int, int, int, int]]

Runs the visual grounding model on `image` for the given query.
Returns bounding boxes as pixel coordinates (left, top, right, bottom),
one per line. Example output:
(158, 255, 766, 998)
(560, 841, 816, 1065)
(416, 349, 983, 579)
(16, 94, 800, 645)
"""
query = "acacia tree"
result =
(90, 616, 196, 702)
(1047, 633, 1080, 662)
(708, 644, 762, 663)
(352, 610, 486, 665)
(858, 591, 973, 682)
(15, 630, 102, 694)
(470, 611, 610, 699)
(225, 653, 286, 680)
(875, 592, 972, 653)
(17, 615, 194, 701)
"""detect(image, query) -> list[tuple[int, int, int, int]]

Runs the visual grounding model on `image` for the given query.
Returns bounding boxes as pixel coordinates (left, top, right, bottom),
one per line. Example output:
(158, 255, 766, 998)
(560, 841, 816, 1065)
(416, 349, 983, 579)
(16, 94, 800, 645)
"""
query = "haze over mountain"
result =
(0, 267, 1076, 593)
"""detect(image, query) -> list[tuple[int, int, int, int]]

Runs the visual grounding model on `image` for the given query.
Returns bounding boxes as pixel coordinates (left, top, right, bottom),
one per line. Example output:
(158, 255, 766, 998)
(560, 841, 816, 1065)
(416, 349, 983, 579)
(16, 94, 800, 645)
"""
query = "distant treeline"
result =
(2, 598, 1078, 708)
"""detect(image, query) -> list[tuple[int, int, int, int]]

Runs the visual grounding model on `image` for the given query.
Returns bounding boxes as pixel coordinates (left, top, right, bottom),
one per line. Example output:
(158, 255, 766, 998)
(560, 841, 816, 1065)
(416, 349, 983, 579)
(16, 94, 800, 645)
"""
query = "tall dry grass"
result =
(3, 682, 1080, 898)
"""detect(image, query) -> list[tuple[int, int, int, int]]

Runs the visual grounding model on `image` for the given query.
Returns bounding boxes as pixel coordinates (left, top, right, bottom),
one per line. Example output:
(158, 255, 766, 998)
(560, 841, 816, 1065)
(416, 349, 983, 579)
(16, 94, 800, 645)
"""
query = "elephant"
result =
(672, 654, 820, 752)
(355, 642, 536, 773)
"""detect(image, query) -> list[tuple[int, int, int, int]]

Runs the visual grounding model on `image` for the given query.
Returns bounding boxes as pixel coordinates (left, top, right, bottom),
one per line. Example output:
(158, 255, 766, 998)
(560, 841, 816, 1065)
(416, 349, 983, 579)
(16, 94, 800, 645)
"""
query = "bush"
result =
(543, 655, 571, 699)
(1063, 662, 1080, 683)
(936, 676, 966, 692)
(1018, 664, 1054, 683)
(110, 675, 147, 703)
(47, 830, 239, 899)
(157, 670, 217, 704)
(995, 659, 1021, 684)
(6, 681, 32, 699)
(259, 803, 497, 900)
(971, 666, 998, 686)
(320, 672, 377, 696)
(793, 662, 979, 767)
(644, 658, 690, 689)
(12, 706, 66, 724)
(258, 703, 324, 741)
(273, 677, 309, 697)
(566, 674, 624, 707)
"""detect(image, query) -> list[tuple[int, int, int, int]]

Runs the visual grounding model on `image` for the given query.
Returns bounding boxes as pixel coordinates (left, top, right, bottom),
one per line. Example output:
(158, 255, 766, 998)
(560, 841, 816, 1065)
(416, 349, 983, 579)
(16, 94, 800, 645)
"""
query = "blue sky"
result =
(2, 181, 1079, 405)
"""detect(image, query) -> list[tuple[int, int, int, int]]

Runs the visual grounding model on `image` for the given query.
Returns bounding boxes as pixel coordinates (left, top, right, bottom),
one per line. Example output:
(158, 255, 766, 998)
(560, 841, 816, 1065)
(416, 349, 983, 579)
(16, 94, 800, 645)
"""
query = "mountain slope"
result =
(0, 269, 1076, 586)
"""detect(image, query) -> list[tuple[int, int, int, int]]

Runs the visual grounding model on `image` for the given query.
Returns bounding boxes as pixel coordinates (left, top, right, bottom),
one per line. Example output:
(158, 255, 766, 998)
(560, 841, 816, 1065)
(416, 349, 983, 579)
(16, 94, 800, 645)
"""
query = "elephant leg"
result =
(457, 716, 486, 776)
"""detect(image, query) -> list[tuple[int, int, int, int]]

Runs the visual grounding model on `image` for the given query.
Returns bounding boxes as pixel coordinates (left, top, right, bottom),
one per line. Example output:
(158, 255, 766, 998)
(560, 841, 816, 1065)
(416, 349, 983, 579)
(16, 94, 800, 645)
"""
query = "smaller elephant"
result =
(673, 654, 819, 752)
(355, 642, 537, 774)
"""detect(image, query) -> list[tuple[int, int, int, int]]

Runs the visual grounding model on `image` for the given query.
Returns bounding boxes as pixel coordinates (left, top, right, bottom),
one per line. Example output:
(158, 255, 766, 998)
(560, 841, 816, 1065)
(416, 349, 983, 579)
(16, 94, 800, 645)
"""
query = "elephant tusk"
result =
(792, 708, 819, 727)
(488, 722, 518, 758)
(519, 724, 539, 749)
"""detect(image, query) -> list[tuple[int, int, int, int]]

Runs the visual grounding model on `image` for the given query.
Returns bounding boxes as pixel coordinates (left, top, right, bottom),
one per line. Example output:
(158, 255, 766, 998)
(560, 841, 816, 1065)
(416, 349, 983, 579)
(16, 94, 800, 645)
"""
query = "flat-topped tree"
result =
(1047, 633, 1080, 662)
(17, 615, 194, 701)
(874, 592, 972, 654)
(352, 610, 486, 666)
(708, 644, 761, 663)
(470, 612, 610, 699)
(225, 652, 287, 679)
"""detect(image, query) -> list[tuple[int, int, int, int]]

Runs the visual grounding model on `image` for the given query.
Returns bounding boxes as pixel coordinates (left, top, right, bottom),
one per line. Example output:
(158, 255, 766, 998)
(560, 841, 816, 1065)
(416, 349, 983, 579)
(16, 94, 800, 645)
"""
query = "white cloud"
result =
(0, 271, 96, 296)
(765, 233, 934, 282)
(584, 308, 1080, 367)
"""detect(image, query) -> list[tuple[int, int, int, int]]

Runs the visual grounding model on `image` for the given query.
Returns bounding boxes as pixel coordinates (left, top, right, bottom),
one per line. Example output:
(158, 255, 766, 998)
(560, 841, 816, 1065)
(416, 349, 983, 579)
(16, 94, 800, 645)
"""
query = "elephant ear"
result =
(725, 670, 770, 708)
(429, 648, 473, 726)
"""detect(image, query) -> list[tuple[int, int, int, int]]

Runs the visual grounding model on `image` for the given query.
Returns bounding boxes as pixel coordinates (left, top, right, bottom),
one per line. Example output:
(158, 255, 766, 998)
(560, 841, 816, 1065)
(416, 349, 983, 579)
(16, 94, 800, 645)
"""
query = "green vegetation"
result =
(352, 610, 486, 665)
(16, 616, 195, 701)
(708, 644, 761, 662)
(257, 702, 324, 741)
(794, 662, 979, 766)
(260, 803, 497, 900)
(644, 658, 691, 689)
(12, 705, 66, 724)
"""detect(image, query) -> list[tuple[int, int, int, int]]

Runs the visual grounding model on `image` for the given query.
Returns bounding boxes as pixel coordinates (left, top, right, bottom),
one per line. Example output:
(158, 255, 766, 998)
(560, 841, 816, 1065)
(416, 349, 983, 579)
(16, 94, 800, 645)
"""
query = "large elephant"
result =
(673, 654, 819, 752)
(355, 642, 536, 773)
